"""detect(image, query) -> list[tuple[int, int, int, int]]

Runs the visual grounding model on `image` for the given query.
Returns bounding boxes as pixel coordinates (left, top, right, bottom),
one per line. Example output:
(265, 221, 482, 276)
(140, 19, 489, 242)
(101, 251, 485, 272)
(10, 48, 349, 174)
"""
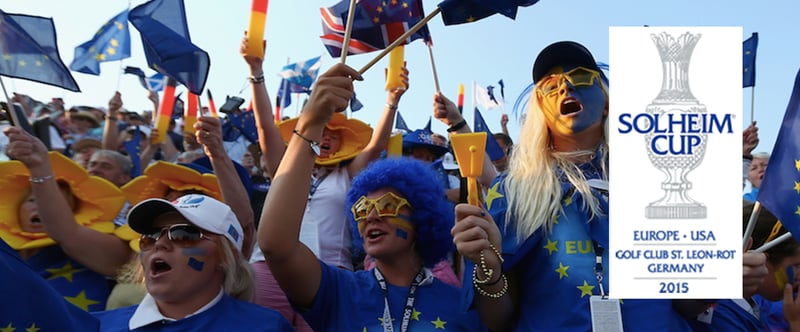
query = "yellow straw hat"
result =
(117, 161, 222, 252)
(0, 152, 124, 250)
(277, 112, 373, 166)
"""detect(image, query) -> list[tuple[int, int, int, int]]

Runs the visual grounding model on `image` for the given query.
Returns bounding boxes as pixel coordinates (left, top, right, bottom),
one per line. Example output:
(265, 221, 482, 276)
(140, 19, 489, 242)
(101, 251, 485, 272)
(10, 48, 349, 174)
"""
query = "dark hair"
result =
(744, 201, 800, 265)
(346, 157, 454, 267)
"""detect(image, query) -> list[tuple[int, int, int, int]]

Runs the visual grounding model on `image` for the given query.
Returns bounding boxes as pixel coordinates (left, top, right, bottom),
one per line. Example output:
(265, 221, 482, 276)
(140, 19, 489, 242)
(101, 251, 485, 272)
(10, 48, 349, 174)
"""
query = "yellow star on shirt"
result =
(46, 261, 81, 282)
(65, 290, 99, 311)
(25, 323, 39, 332)
(555, 262, 570, 279)
(431, 317, 447, 329)
(543, 239, 558, 255)
(795, 206, 800, 218)
(362, 327, 367, 332)
(794, 181, 800, 194)
(564, 195, 574, 206)
(1, 322, 15, 332)
(411, 308, 421, 320)
(485, 182, 504, 210)
(577, 280, 595, 297)
(795, 159, 800, 170)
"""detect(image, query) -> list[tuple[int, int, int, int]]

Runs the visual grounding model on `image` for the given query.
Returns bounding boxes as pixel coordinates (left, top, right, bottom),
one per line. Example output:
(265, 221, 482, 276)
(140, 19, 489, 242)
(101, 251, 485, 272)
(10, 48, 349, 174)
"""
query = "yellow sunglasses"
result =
(536, 66, 601, 97)
(351, 192, 412, 222)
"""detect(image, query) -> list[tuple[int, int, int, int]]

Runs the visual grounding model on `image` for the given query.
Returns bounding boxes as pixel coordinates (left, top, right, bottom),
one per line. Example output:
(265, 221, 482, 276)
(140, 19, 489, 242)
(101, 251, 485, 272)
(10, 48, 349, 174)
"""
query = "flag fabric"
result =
(123, 127, 144, 177)
(474, 107, 505, 161)
(128, 0, 210, 95)
(743, 32, 758, 88)
(225, 110, 258, 144)
(319, 0, 431, 57)
(486, 85, 503, 105)
(437, 0, 540, 25)
(0, 10, 80, 92)
(475, 82, 502, 110)
(395, 111, 410, 132)
(498, 79, 505, 100)
(757, 68, 800, 241)
(278, 56, 321, 89)
(69, 9, 130, 75)
(277, 79, 292, 109)
(123, 66, 165, 92)
(350, 91, 364, 112)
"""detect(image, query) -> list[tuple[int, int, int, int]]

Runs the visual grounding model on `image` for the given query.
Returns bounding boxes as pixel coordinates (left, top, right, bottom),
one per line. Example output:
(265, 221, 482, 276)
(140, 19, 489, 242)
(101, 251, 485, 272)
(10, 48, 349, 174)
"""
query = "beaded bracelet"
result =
(30, 174, 55, 184)
(249, 75, 265, 84)
(474, 243, 504, 284)
(474, 273, 508, 299)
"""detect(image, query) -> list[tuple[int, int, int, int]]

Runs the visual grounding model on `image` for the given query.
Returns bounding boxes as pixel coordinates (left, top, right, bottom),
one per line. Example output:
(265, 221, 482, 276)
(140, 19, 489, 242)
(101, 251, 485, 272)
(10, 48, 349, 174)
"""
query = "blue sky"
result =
(4, 0, 799, 155)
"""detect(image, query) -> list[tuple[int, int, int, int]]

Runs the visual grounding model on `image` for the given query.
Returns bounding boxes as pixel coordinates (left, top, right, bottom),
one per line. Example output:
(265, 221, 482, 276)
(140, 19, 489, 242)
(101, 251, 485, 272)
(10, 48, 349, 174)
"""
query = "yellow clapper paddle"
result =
(386, 132, 403, 158)
(450, 132, 487, 206)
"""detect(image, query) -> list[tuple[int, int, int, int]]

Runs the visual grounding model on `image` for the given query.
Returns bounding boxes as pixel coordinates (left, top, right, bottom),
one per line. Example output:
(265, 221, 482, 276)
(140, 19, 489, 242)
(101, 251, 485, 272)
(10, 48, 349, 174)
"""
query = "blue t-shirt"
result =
(92, 294, 293, 331)
(301, 260, 484, 331)
(26, 245, 112, 312)
(471, 169, 692, 331)
(689, 298, 769, 331)
(753, 295, 789, 331)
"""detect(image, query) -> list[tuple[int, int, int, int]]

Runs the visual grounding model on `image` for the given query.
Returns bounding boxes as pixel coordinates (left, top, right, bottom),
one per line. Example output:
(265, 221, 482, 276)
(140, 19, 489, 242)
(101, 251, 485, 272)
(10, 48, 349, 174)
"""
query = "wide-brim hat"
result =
(402, 129, 449, 159)
(532, 41, 600, 83)
(70, 110, 101, 128)
(72, 137, 102, 154)
(0, 152, 124, 250)
(120, 161, 222, 207)
(277, 112, 373, 166)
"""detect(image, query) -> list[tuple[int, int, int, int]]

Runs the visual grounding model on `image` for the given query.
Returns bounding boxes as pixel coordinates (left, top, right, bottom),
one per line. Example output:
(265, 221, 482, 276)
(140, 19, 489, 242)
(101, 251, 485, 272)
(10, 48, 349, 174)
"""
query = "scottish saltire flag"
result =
(0, 10, 80, 91)
(395, 111, 410, 131)
(123, 127, 143, 177)
(0, 240, 99, 330)
(743, 32, 758, 88)
(129, 0, 210, 95)
(474, 82, 501, 110)
(319, 0, 430, 57)
(474, 108, 505, 161)
(278, 56, 321, 89)
(276, 79, 293, 109)
(123, 66, 165, 92)
(437, 0, 540, 25)
(69, 9, 130, 75)
(757, 68, 800, 240)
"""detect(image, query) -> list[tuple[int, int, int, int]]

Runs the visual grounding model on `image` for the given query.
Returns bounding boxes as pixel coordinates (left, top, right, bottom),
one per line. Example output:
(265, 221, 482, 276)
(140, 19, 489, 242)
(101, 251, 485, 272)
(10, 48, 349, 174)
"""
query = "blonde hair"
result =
(504, 80, 609, 242)
(218, 237, 256, 302)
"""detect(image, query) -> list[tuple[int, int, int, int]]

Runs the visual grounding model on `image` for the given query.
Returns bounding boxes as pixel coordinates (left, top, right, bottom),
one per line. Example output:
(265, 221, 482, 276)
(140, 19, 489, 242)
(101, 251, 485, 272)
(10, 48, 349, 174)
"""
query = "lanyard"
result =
(309, 167, 332, 198)
(593, 241, 607, 298)
(373, 268, 425, 332)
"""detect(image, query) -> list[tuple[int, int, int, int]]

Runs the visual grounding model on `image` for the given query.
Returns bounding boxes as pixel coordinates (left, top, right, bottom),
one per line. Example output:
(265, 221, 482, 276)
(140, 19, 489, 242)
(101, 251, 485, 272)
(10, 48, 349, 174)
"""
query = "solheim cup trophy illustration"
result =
(644, 31, 707, 219)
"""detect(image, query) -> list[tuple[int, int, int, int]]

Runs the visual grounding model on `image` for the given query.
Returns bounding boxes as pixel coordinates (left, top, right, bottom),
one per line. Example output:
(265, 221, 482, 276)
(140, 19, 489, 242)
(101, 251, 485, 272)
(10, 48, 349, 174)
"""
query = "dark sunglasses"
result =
(139, 224, 212, 251)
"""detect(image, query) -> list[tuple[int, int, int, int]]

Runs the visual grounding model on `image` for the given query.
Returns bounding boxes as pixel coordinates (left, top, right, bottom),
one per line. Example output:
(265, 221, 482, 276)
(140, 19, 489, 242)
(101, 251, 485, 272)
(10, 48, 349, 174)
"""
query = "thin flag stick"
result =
(339, 0, 358, 63)
(358, 7, 441, 75)
(742, 201, 762, 248)
(427, 43, 441, 92)
(750, 87, 756, 124)
(754, 232, 792, 253)
(0, 77, 22, 129)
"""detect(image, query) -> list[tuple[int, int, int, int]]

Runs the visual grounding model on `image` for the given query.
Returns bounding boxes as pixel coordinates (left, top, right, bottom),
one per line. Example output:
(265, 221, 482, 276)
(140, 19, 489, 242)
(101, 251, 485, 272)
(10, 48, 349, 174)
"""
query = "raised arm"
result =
(433, 92, 498, 187)
(259, 63, 362, 308)
(4, 127, 131, 277)
(241, 36, 286, 177)
(102, 92, 122, 151)
(347, 66, 408, 177)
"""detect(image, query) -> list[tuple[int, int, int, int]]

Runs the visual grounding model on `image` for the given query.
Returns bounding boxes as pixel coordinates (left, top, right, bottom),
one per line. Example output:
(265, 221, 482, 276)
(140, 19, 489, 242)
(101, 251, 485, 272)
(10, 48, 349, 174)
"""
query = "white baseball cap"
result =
(127, 194, 244, 252)
(441, 152, 459, 171)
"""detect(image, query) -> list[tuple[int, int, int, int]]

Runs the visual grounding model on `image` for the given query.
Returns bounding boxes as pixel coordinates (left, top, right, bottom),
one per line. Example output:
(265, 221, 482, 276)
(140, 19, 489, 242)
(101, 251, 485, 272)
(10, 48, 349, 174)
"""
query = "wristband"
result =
(446, 120, 467, 133)
(249, 75, 265, 84)
(385, 103, 398, 110)
(30, 174, 55, 184)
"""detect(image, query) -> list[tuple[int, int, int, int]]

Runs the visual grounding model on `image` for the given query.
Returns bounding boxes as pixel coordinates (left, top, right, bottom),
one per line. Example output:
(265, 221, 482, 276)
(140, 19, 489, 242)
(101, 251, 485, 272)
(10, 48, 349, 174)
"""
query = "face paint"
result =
(775, 265, 795, 286)
(187, 257, 205, 272)
(396, 228, 408, 239)
(357, 215, 414, 238)
(537, 65, 606, 137)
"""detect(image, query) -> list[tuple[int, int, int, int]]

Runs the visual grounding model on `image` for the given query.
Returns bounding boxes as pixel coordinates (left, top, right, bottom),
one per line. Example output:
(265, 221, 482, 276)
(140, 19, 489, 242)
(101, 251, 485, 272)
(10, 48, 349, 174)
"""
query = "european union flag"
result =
(437, 0, 540, 25)
(319, 0, 430, 57)
(123, 66, 165, 92)
(123, 127, 143, 177)
(395, 111, 410, 132)
(129, 0, 210, 95)
(757, 68, 800, 241)
(278, 56, 321, 89)
(69, 9, 130, 75)
(225, 110, 258, 144)
(0, 239, 99, 330)
(0, 10, 80, 92)
(743, 32, 758, 88)
(474, 108, 505, 161)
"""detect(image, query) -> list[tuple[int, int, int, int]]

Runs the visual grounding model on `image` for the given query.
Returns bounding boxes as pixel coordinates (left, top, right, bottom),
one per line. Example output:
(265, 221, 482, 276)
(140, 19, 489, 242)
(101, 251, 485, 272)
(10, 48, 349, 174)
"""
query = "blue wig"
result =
(346, 157, 455, 268)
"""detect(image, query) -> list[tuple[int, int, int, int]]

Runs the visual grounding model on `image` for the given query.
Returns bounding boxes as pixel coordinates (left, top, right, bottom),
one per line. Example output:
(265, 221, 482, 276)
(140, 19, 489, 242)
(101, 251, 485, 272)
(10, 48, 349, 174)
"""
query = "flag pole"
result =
(358, 7, 441, 75)
(750, 87, 756, 124)
(339, 0, 358, 63)
(742, 201, 762, 249)
(0, 77, 22, 129)
(427, 43, 441, 92)
(754, 232, 792, 253)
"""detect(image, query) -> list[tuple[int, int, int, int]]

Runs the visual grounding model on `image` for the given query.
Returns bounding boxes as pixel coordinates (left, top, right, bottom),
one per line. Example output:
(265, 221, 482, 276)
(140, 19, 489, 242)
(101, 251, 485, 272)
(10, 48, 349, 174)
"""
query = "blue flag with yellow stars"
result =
(0, 10, 80, 92)
(743, 32, 758, 88)
(0, 239, 100, 330)
(70, 9, 130, 75)
(224, 110, 258, 144)
(395, 111, 410, 132)
(474, 108, 505, 161)
(437, 0, 540, 25)
(123, 127, 144, 177)
(129, 0, 210, 95)
(757, 67, 800, 241)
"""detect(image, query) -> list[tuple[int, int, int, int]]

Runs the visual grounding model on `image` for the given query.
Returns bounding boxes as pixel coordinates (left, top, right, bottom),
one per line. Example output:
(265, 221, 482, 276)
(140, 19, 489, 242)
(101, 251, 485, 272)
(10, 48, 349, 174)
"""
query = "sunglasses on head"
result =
(351, 192, 412, 222)
(536, 66, 601, 97)
(139, 224, 213, 251)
